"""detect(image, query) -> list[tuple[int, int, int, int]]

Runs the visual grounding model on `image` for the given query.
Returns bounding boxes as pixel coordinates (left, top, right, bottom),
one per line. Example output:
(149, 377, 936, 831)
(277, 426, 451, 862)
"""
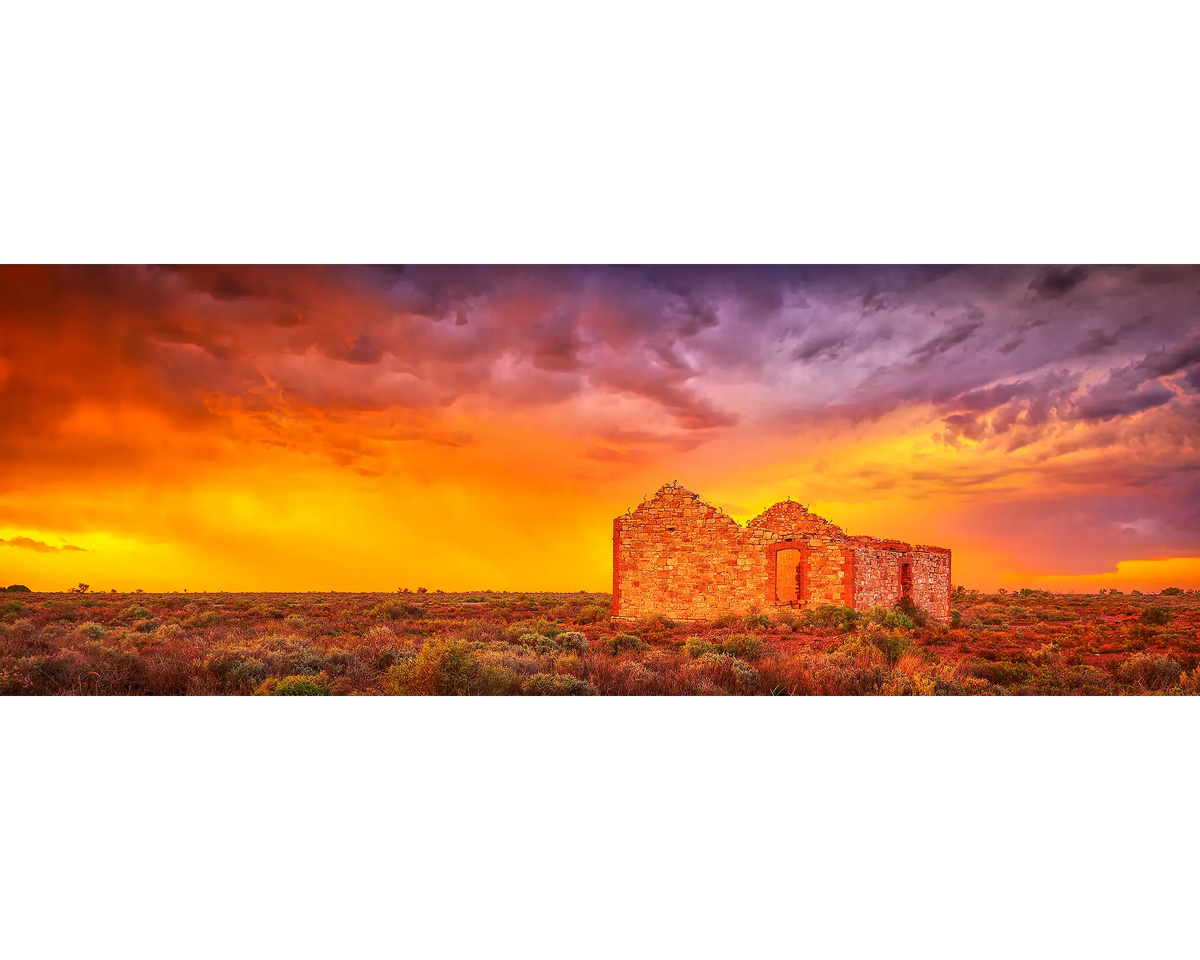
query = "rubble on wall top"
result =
(652, 481, 698, 498)
(847, 534, 913, 552)
(617, 482, 953, 555)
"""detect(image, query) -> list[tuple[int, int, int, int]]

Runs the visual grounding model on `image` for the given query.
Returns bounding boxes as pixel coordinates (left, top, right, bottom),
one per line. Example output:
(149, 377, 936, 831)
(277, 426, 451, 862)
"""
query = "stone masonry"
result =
(613, 482, 952, 621)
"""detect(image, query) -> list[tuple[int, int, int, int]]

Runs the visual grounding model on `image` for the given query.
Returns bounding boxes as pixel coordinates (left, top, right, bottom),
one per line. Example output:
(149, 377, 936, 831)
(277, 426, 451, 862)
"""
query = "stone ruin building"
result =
(612, 482, 952, 622)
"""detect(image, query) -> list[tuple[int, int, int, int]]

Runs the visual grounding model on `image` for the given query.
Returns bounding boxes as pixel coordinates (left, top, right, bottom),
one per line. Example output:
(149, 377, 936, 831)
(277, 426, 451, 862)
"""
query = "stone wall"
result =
(909, 547, 952, 620)
(613, 484, 748, 620)
(849, 543, 953, 619)
(850, 545, 904, 610)
(613, 483, 952, 622)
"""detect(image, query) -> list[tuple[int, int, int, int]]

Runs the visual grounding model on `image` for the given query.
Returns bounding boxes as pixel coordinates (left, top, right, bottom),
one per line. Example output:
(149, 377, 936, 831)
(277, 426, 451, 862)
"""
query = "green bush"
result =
(596, 633, 647, 656)
(806, 605, 862, 632)
(1160, 587, 1183, 596)
(503, 618, 563, 642)
(632, 614, 676, 636)
(682, 634, 763, 661)
(683, 636, 719, 658)
(896, 597, 928, 627)
(521, 673, 596, 696)
(77, 622, 106, 640)
(183, 611, 222, 629)
(119, 605, 153, 621)
(285, 614, 306, 629)
(964, 660, 1031, 686)
(513, 631, 559, 654)
(370, 601, 425, 621)
(557, 631, 588, 652)
(865, 606, 916, 631)
(134, 619, 160, 633)
(204, 648, 268, 690)
(576, 604, 609, 624)
(1139, 606, 1172, 626)
(381, 643, 480, 696)
(688, 652, 760, 693)
(5, 584, 33, 593)
(1118, 653, 1182, 690)
(721, 634, 764, 661)
(861, 627, 911, 664)
(271, 675, 332, 696)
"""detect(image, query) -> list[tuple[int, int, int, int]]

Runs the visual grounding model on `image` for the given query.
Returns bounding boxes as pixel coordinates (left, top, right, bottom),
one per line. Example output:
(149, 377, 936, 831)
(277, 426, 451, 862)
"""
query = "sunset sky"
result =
(1, 264, 1197, 593)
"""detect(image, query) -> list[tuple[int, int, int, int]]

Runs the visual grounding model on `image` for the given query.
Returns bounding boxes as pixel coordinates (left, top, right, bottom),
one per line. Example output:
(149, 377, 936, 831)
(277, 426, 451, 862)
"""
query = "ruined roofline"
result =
(619, 482, 952, 554)
(619, 482, 822, 532)
(619, 482, 738, 524)
(847, 535, 912, 551)
(846, 535, 953, 555)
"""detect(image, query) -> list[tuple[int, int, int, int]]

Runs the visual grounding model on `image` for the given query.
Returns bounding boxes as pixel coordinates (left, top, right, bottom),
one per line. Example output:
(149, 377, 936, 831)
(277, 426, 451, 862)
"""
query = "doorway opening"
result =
(775, 548, 802, 604)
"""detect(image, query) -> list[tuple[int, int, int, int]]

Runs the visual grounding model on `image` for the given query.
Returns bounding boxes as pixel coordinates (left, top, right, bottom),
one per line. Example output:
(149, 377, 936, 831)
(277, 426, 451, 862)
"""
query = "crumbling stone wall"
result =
(849, 541, 952, 619)
(613, 483, 952, 622)
(613, 484, 749, 620)
(909, 548, 952, 620)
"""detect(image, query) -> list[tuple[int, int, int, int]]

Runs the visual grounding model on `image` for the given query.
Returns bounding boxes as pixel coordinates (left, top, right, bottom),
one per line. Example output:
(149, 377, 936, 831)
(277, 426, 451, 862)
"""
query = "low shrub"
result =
(376, 647, 414, 669)
(557, 631, 588, 652)
(857, 626, 911, 664)
(1139, 606, 1172, 626)
(743, 610, 773, 630)
(183, 611, 222, 629)
(521, 673, 596, 695)
(503, 617, 563, 642)
(805, 605, 862, 632)
(896, 597, 928, 627)
(632, 614, 676, 637)
(865, 606, 916, 631)
(720, 634, 764, 661)
(687, 652, 760, 694)
(284, 614, 306, 629)
(683, 636, 719, 658)
(381, 638, 480, 696)
(268, 675, 332, 696)
(119, 605, 153, 621)
(576, 604, 609, 624)
(686, 633, 758, 662)
(964, 659, 1031, 686)
(512, 631, 559, 654)
(1118, 652, 1182, 690)
(596, 633, 646, 656)
(77, 622, 106, 640)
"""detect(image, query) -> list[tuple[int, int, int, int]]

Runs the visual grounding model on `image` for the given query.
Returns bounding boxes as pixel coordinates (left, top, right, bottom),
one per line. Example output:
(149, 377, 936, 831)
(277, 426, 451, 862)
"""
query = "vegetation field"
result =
(1, 586, 1198, 695)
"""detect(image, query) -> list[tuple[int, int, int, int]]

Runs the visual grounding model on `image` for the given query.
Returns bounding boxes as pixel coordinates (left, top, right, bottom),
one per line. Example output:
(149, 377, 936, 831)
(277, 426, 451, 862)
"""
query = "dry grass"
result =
(1, 587, 1197, 695)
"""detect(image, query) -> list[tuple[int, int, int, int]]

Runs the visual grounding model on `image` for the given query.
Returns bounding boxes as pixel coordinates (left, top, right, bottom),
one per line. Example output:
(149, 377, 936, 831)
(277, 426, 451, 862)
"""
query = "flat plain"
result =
(1, 587, 1198, 695)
